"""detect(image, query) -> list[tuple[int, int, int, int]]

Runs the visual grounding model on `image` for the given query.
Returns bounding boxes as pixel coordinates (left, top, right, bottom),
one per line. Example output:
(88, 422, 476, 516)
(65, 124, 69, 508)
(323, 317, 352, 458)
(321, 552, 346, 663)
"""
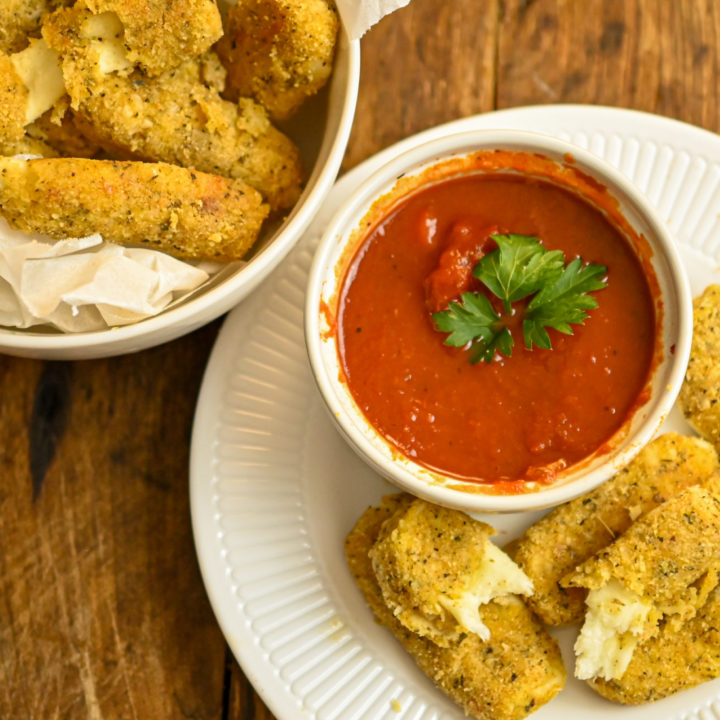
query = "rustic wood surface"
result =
(1, 1, 719, 718)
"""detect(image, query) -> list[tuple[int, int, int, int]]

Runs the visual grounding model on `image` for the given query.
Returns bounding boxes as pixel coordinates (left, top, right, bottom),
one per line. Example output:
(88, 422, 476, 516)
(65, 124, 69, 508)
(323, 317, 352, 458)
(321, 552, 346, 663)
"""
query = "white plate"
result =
(190, 105, 720, 720)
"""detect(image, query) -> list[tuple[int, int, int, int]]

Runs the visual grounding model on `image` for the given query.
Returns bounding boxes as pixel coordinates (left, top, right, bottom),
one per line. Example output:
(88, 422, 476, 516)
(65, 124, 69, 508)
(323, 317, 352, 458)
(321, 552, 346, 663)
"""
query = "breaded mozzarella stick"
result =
(43, 7, 304, 210)
(80, 0, 223, 75)
(216, 0, 338, 121)
(679, 284, 720, 453)
(567, 484, 720, 681)
(511, 433, 719, 626)
(0, 157, 269, 262)
(369, 498, 532, 646)
(345, 495, 566, 720)
(588, 584, 720, 704)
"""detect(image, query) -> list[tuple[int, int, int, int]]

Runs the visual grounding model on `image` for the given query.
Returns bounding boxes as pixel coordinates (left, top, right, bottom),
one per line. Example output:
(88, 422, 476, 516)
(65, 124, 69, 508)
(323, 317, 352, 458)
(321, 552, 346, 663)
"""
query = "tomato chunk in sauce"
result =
(337, 174, 656, 486)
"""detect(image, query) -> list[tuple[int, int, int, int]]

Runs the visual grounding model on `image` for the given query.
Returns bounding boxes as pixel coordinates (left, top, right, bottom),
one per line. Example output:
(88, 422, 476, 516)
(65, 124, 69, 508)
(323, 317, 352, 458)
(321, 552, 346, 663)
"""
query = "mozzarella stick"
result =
(511, 433, 719, 626)
(679, 284, 720, 453)
(43, 7, 304, 210)
(588, 584, 720, 704)
(216, 0, 338, 121)
(567, 484, 720, 681)
(369, 498, 533, 647)
(0, 157, 269, 262)
(80, 0, 222, 75)
(345, 495, 566, 720)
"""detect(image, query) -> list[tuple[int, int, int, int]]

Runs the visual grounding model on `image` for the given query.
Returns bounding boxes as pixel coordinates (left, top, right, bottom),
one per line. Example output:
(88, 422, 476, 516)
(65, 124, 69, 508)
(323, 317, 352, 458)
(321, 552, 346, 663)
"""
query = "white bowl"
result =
(0, 30, 359, 360)
(305, 129, 692, 513)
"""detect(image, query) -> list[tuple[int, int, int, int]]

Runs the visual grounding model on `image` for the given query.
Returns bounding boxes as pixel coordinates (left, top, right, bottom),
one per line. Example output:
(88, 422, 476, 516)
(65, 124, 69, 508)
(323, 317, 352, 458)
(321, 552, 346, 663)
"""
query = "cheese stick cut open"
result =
(511, 433, 719, 626)
(588, 583, 720, 704)
(0, 157, 269, 262)
(346, 494, 566, 720)
(369, 497, 533, 646)
(567, 483, 720, 681)
(79, 0, 223, 76)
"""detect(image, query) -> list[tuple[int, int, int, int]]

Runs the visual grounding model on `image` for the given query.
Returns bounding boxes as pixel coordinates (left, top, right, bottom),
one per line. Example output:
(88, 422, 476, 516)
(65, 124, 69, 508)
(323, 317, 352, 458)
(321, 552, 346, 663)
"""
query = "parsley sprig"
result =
(433, 233, 607, 364)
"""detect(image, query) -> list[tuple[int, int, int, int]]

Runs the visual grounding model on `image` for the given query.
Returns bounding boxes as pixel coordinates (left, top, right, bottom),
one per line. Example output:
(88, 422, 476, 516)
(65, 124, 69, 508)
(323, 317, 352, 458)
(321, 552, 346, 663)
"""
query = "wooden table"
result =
(2, 0, 719, 717)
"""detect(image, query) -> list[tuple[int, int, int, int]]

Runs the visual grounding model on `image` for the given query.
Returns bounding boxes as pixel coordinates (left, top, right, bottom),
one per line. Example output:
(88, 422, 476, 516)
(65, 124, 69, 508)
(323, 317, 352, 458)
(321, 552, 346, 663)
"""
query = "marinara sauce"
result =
(337, 173, 656, 486)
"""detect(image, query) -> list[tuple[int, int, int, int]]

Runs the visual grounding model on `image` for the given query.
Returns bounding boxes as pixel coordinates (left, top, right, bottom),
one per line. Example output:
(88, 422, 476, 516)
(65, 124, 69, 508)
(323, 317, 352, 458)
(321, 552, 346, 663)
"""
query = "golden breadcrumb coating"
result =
(0, 157, 269, 262)
(345, 494, 566, 720)
(0, 0, 69, 54)
(0, 0, 46, 54)
(0, 52, 29, 144)
(370, 500, 496, 646)
(511, 433, 719, 626)
(679, 284, 720, 453)
(566, 483, 720, 625)
(589, 585, 720, 704)
(0, 132, 58, 158)
(216, 0, 338, 121)
(43, 6, 304, 210)
(79, 0, 223, 75)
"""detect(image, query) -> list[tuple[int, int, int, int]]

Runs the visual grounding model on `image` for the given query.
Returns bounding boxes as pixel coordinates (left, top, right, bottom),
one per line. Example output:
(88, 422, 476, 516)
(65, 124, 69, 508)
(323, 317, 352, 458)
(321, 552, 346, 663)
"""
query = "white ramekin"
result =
(304, 129, 692, 513)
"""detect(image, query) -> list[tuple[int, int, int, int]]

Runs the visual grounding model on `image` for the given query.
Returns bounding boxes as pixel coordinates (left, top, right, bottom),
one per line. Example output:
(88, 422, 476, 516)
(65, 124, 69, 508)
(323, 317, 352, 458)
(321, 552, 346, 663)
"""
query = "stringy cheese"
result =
(438, 541, 534, 640)
(574, 578, 652, 680)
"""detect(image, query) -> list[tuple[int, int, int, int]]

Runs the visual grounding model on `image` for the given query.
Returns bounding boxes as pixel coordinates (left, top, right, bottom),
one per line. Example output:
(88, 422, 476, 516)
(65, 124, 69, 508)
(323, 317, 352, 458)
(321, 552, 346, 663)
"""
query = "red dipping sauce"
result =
(335, 159, 659, 488)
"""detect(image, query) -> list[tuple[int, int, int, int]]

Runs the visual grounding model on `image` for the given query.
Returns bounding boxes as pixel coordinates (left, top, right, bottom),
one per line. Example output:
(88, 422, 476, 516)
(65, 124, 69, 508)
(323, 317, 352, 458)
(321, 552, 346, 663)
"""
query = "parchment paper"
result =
(0, 218, 212, 332)
(335, 0, 412, 39)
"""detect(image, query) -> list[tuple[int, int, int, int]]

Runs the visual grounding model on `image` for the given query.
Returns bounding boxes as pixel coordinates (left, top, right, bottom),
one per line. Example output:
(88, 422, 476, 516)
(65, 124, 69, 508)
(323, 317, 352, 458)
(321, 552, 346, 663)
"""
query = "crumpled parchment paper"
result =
(335, 0, 412, 39)
(0, 218, 213, 332)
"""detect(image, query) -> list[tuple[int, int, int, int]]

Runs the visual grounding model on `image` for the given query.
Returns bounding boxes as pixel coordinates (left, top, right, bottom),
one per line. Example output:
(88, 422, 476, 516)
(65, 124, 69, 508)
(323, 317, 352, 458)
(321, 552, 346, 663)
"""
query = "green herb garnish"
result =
(432, 233, 607, 364)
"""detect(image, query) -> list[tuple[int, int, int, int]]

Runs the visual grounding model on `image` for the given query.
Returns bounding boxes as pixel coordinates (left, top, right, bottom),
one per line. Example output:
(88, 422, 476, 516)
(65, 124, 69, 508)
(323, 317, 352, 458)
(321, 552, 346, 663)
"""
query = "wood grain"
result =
(0, 324, 227, 720)
(496, 0, 720, 129)
(343, 0, 500, 170)
(1, 1, 720, 719)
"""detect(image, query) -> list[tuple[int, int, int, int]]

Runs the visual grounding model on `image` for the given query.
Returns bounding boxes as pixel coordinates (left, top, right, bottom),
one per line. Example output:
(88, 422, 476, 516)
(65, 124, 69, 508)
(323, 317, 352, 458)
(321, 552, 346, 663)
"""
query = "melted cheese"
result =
(438, 541, 534, 640)
(81, 12, 132, 74)
(574, 578, 652, 680)
(10, 39, 65, 123)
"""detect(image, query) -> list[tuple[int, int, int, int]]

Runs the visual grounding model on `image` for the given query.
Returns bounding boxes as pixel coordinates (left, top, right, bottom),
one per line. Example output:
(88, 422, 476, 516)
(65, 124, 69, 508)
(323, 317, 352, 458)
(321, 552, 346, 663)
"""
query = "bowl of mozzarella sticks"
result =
(0, 0, 359, 358)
